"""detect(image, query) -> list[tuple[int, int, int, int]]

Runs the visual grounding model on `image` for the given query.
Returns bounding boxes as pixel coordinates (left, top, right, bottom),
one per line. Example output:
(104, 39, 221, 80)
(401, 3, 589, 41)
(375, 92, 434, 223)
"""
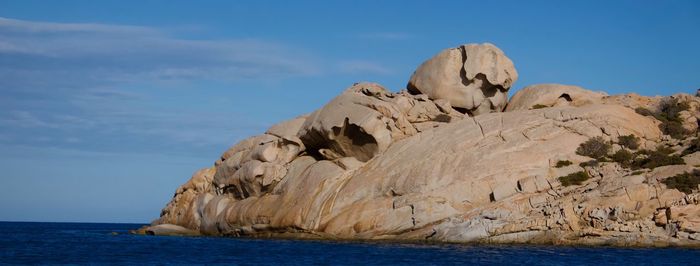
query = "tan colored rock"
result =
(265, 115, 307, 139)
(600, 93, 662, 111)
(155, 168, 215, 229)
(152, 95, 669, 244)
(408, 43, 517, 115)
(144, 224, 199, 236)
(683, 152, 700, 166)
(505, 84, 607, 111)
(148, 48, 700, 247)
(669, 205, 700, 233)
(298, 82, 413, 162)
(651, 165, 695, 183)
(518, 175, 550, 193)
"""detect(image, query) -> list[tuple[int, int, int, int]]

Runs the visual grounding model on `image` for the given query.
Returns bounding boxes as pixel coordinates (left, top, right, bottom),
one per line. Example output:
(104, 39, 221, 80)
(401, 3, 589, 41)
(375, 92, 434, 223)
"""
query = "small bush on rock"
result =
(631, 149, 685, 169)
(579, 160, 599, 168)
(659, 98, 690, 139)
(634, 98, 691, 139)
(618, 134, 640, 150)
(662, 170, 700, 194)
(658, 98, 690, 122)
(635, 107, 654, 117)
(682, 138, 700, 156)
(611, 149, 634, 167)
(655, 145, 676, 155)
(555, 160, 572, 168)
(660, 121, 688, 140)
(576, 137, 611, 160)
(531, 104, 548, 109)
(559, 171, 590, 186)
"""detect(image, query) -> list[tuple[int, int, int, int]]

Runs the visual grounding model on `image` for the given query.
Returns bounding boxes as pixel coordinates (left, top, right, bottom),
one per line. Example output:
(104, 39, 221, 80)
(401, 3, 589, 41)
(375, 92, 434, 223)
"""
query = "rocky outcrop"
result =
(506, 84, 607, 111)
(407, 43, 517, 116)
(142, 43, 700, 247)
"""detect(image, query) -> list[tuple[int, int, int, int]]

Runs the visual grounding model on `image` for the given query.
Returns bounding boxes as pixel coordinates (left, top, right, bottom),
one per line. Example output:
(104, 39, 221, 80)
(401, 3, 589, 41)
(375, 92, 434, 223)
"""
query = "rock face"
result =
(506, 84, 607, 111)
(407, 43, 518, 115)
(144, 43, 700, 247)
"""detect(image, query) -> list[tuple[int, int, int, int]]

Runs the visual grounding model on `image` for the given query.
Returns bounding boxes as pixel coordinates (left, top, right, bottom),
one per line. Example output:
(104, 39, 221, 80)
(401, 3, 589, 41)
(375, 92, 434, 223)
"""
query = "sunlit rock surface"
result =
(143, 43, 700, 246)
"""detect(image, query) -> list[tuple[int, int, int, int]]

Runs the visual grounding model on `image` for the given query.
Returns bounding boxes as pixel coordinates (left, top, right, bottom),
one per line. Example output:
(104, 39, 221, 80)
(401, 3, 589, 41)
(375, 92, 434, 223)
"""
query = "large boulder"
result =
(506, 84, 607, 111)
(297, 82, 462, 162)
(408, 43, 518, 115)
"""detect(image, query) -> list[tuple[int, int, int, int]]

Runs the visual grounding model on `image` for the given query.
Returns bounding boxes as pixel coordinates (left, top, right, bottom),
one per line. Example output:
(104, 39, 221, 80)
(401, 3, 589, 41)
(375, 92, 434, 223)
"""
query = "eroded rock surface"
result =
(407, 43, 518, 115)
(506, 84, 607, 111)
(143, 44, 700, 247)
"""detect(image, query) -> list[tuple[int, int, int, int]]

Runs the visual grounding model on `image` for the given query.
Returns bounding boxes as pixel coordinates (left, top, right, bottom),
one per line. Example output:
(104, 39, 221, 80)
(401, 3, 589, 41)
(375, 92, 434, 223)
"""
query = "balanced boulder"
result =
(408, 43, 518, 115)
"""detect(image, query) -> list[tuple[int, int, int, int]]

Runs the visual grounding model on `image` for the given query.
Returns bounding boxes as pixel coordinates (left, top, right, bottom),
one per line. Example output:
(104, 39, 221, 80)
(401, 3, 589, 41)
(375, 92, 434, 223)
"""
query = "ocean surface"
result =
(1, 222, 699, 265)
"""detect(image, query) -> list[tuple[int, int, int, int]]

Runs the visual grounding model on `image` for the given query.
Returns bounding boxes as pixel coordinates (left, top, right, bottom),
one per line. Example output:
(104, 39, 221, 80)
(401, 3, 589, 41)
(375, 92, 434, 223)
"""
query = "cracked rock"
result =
(407, 43, 518, 116)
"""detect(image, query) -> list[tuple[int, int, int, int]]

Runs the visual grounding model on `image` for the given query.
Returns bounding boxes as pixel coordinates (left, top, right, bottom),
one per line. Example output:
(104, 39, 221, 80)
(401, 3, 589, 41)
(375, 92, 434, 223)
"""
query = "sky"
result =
(0, 0, 698, 223)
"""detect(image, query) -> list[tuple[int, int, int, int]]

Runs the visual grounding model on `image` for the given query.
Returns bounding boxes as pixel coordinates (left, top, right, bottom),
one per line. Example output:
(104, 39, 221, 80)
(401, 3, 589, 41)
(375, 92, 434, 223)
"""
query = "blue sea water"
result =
(0, 222, 699, 265)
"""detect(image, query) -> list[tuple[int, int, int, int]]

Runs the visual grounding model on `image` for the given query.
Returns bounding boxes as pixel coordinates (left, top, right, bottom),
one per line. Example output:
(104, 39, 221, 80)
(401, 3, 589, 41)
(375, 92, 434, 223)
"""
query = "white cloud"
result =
(336, 60, 394, 75)
(0, 16, 320, 85)
(0, 17, 155, 34)
(0, 17, 339, 157)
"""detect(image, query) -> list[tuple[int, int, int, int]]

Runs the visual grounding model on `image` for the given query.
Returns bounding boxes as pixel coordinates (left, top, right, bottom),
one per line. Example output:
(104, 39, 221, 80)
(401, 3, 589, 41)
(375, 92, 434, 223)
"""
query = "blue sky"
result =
(0, 0, 698, 223)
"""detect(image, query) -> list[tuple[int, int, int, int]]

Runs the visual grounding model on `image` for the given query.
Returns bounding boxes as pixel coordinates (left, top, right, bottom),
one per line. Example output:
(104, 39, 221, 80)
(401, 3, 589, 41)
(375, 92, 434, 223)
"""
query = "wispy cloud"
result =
(0, 17, 300, 157)
(0, 17, 320, 88)
(336, 60, 394, 75)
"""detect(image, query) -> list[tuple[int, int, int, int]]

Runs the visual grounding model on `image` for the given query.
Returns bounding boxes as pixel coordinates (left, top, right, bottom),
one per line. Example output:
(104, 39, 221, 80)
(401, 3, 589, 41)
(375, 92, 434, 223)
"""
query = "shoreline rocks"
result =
(138, 43, 700, 247)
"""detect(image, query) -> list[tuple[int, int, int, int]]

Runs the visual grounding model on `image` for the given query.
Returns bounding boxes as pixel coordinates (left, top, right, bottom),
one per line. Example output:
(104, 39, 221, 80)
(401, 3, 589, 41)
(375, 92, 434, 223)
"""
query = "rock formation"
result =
(505, 84, 607, 111)
(408, 43, 517, 115)
(138, 43, 700, 247)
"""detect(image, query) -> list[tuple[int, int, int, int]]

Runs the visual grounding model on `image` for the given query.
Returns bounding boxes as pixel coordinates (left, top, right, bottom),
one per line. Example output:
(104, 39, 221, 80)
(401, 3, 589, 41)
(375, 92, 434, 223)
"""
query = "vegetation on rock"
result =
(630, 148, 685, 170)
(559, 171, 590, 186)
(611, 149, 634, 167)
(576, 136, 685, 170)
(662, 170, 700, 194)
(682, 138, 700, 156)
(579, 160, 599, 168)
(618, 134, 640, 150)
(576, 137, 611, 160)
(636, 98, 691, 139)
(555, 160, 572, 168)
(531, 104, 548, 109)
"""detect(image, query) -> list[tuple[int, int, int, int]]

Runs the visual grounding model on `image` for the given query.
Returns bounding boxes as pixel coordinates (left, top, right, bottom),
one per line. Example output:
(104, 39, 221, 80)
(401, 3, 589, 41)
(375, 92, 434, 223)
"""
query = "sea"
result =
(1, 222, 698, 265)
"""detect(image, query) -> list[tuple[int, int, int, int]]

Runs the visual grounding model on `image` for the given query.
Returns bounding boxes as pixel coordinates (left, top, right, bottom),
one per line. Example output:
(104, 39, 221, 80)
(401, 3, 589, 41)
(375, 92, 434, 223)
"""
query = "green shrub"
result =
(635, 107, 654, 117)
(655, 145, 676, 155)
(617, 134, 640, 150)
(611, 149, 634, 167)
(559, 171, 590, 186)
(576, 137, 611, 160)
(579, 160, 599, 168)
(635, 98, 692, 139)
(531, 104, 548, 109)
(630, 149, 685, 169)
(660, 120, 688, 140)
(555, 160, 573, 168)
(682, 138, 700, 156)
(658, 98, 690, 122)
(656, 98, 691, 139)
(662, 170, 700, 194)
